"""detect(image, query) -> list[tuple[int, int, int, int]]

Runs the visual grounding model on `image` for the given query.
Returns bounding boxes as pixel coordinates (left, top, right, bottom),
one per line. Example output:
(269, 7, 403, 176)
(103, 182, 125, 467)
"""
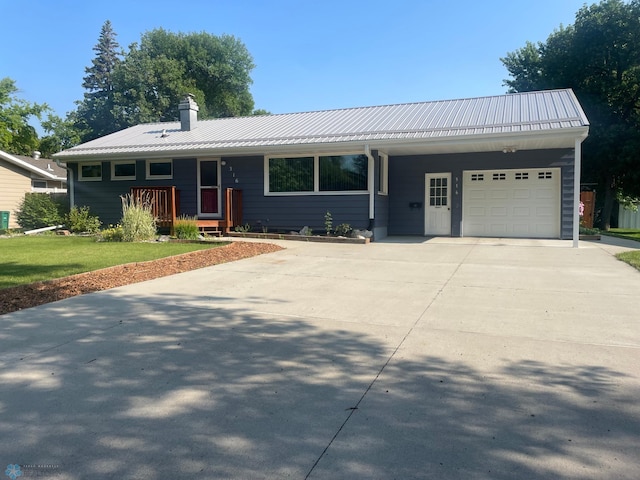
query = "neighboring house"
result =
(0, 150, 67, 229)
(54, 89, 589, 242)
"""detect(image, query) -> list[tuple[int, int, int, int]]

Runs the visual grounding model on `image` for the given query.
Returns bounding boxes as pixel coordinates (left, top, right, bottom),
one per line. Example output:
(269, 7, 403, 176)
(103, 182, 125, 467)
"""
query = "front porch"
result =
(130, 186, 243, 235)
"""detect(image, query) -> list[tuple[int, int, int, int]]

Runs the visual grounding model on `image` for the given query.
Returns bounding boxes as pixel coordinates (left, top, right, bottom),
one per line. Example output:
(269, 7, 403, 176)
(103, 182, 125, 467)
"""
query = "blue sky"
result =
(1, 0, 587, 122)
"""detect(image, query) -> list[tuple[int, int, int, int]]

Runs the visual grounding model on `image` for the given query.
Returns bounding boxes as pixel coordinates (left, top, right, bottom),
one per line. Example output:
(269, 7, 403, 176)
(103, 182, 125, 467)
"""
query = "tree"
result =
(75, 20, 123, 142)
(110, 29, 255, 127)
(0, 77, 48, 155)
(38, 113, 82, 157)
(501, 0, 640, 229)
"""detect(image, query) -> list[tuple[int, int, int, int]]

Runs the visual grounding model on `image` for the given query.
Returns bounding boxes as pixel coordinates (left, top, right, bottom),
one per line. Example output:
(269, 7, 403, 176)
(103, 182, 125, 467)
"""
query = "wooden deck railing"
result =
(129, 186, 242, 234)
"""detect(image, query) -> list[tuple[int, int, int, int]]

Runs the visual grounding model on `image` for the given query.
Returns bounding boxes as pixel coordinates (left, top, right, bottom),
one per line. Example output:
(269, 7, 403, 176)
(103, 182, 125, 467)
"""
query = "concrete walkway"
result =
(0, 237, 638, 479)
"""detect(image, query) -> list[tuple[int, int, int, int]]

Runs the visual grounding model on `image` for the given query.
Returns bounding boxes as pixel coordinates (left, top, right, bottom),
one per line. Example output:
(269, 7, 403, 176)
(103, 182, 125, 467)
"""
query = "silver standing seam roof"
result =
(54, 89, 589, 160)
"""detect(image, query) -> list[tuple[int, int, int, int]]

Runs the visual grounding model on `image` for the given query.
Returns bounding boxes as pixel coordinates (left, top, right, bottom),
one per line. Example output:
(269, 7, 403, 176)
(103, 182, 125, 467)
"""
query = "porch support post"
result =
(365, 144, 375, 227)
(572, 137, 582, 248)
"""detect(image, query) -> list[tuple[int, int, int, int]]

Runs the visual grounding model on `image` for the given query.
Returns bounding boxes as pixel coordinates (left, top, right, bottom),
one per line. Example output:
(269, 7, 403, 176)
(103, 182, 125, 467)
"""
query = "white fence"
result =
(618, 205, 640, 229)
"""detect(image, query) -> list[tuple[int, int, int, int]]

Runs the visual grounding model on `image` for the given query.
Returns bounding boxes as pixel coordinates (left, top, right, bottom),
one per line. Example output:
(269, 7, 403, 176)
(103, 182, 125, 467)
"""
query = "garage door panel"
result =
(491, 190, 509, 200)
(463, 168, 560, 238)
(513, 207, 530, 216)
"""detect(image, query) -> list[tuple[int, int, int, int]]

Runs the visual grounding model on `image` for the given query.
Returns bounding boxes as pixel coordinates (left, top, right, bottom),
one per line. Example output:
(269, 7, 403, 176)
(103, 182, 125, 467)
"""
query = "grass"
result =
(0, 235, 227, 289)
(602, 228, 640, 242)
(601, 229, 640, 272)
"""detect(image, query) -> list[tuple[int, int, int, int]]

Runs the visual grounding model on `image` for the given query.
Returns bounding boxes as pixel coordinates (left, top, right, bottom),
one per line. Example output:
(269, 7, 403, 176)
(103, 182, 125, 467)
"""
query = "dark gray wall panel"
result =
(388, 149, 575, 237)
(222, 156, 370, 232)
(70, 158, 198, 226)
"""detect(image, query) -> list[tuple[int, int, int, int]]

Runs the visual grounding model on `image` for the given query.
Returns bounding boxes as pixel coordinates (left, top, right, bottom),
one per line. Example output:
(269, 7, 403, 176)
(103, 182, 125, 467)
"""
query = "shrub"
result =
(97, 224, 124, 242)
(120, 193, 157, 242)
(324, 211, 333, 235)
(16, 193, 66, 230)
(174, 215, 200, 240)
(334, 223, 353, 237)
(66, 205, 101, 233)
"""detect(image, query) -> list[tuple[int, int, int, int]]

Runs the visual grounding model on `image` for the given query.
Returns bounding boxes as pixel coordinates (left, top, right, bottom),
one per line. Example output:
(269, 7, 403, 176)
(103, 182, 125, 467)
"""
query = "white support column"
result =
(572, 137, 582, 248)
(365, 144, 375, 224)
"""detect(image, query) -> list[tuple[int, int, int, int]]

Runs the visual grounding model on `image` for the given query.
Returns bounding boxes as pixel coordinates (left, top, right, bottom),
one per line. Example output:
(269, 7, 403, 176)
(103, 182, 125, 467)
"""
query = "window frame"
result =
(111, 160, 137, 181)
(78, 162, 103, 182)
(264, 152, 370, 196)
(145, 159, 173, 180)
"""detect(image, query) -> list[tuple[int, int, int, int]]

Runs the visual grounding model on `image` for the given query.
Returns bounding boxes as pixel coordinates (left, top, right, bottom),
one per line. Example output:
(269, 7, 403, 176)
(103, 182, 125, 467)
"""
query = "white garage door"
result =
(462, 168, 560, 238)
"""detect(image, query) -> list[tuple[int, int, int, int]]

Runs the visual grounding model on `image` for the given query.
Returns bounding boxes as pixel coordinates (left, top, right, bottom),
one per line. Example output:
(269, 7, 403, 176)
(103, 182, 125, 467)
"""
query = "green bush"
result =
(334, 223, 353, 237)
(120, 193, 157, 242)
(97, 224, 124, 242)
(16, 193, 66, 230)
(66, 205, 101, 233)
(174, 215, 200, 240)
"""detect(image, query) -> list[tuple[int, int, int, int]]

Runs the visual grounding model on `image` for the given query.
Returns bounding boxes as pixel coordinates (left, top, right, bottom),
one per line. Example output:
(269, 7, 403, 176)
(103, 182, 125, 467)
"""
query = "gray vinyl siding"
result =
(70, 156, 371, 230)
(388, 149, 575, 239)
(222, 156, 370, 232)
(561, 161, 576, 239)
(69, 158, 198, 226)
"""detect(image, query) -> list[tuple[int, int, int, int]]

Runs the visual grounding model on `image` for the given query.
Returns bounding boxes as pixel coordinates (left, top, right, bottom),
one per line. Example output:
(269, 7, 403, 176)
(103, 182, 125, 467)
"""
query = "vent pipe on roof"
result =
(32, 150, 41, 160)
(178, 94, 199, 131)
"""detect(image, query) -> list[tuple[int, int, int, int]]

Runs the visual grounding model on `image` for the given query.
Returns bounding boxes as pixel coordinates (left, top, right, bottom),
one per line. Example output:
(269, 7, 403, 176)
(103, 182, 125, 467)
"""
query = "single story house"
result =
(54, 89, 589, 243)
(0, 150, 67, 229)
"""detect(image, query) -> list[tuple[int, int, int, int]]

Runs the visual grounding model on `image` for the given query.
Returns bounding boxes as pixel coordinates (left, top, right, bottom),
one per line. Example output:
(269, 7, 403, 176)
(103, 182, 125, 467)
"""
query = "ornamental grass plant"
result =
(120, 193, 157, 242)
(174, 215, 200, 240)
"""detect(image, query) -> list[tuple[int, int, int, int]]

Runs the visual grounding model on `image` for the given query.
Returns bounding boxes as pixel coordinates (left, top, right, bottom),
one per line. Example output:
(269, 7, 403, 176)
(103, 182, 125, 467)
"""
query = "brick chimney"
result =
(178, 94, 199, 131)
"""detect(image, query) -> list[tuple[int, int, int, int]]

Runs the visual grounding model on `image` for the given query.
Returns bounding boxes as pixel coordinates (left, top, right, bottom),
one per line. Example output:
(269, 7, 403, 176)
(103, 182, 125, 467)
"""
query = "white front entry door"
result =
(425, 173, 451, 236)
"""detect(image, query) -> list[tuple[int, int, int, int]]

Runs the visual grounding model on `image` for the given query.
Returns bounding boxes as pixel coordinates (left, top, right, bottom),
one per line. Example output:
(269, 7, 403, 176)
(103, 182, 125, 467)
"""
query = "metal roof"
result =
(55, 89, 589, 160)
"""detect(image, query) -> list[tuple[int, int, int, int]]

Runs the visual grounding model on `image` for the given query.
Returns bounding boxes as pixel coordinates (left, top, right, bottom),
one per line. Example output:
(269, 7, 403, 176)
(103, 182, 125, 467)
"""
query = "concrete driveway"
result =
(0, 237, 638, 479)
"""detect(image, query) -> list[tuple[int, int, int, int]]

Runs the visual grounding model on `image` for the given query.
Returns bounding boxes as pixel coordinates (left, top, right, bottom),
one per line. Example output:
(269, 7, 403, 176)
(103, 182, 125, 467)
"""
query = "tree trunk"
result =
(600, 175, 615, 231)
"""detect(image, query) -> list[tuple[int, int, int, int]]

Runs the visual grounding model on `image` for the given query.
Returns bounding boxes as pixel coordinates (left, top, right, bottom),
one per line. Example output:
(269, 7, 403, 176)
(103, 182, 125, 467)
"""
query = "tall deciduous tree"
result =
(111, 29, 255, 126)
(502, 0, 640, 229)
(75, 20, 123, 142)
(0, 77, 48, 155)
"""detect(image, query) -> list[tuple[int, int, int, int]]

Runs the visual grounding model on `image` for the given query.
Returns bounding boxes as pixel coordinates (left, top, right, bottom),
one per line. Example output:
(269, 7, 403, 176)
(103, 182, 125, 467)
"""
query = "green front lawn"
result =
(602, 229, 640, 272)
(0, 235, 226, 289)
(603, 228, 640, 242)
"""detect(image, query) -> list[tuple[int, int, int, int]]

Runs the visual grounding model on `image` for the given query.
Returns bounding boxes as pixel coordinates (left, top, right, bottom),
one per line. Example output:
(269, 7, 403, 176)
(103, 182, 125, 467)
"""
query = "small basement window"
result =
(146, 159, 173, 180)
(79, 162, 102, 181)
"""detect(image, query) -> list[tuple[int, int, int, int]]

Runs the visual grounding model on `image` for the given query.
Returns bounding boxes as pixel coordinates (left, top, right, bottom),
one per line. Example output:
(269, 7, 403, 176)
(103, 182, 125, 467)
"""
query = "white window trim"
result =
(264, 153, 370, 196)
(378, 153, 388, 195)
(145, 159, 173, 180)
(111, 160, 137, 181)
(78, 162, 102, 182)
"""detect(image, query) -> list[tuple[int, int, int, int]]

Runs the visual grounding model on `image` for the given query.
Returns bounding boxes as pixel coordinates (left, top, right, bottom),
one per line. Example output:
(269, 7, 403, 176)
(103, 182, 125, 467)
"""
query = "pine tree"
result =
(75, 20, 123, 141)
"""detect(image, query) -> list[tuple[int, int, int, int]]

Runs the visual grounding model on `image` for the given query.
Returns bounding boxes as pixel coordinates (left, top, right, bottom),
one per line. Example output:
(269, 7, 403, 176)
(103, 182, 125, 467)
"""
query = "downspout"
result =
(365, 144, 375, 231)
(572, 136, 583, 248)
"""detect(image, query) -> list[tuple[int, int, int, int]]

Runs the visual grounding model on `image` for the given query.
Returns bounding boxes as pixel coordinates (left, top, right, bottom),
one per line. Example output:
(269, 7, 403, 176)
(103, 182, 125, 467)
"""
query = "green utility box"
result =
(0, 211, 10, 230)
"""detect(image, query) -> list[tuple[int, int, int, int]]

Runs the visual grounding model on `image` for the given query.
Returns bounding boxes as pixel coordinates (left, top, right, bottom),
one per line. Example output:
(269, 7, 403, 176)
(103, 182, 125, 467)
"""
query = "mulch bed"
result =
(0, 241, 283, 315)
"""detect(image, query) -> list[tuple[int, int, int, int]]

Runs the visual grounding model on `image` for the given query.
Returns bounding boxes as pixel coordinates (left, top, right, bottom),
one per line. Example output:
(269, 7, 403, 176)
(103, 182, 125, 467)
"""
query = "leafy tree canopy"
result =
(0, 77, 49, 155)
(110, 28, 255, 127)
(502, 0, 640, 228)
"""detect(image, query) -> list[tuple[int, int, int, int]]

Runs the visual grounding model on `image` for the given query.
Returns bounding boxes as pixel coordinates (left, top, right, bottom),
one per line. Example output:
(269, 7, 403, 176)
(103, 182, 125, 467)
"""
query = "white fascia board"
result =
(54, 126, 590, 161)
(0, 150, 62, 180)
